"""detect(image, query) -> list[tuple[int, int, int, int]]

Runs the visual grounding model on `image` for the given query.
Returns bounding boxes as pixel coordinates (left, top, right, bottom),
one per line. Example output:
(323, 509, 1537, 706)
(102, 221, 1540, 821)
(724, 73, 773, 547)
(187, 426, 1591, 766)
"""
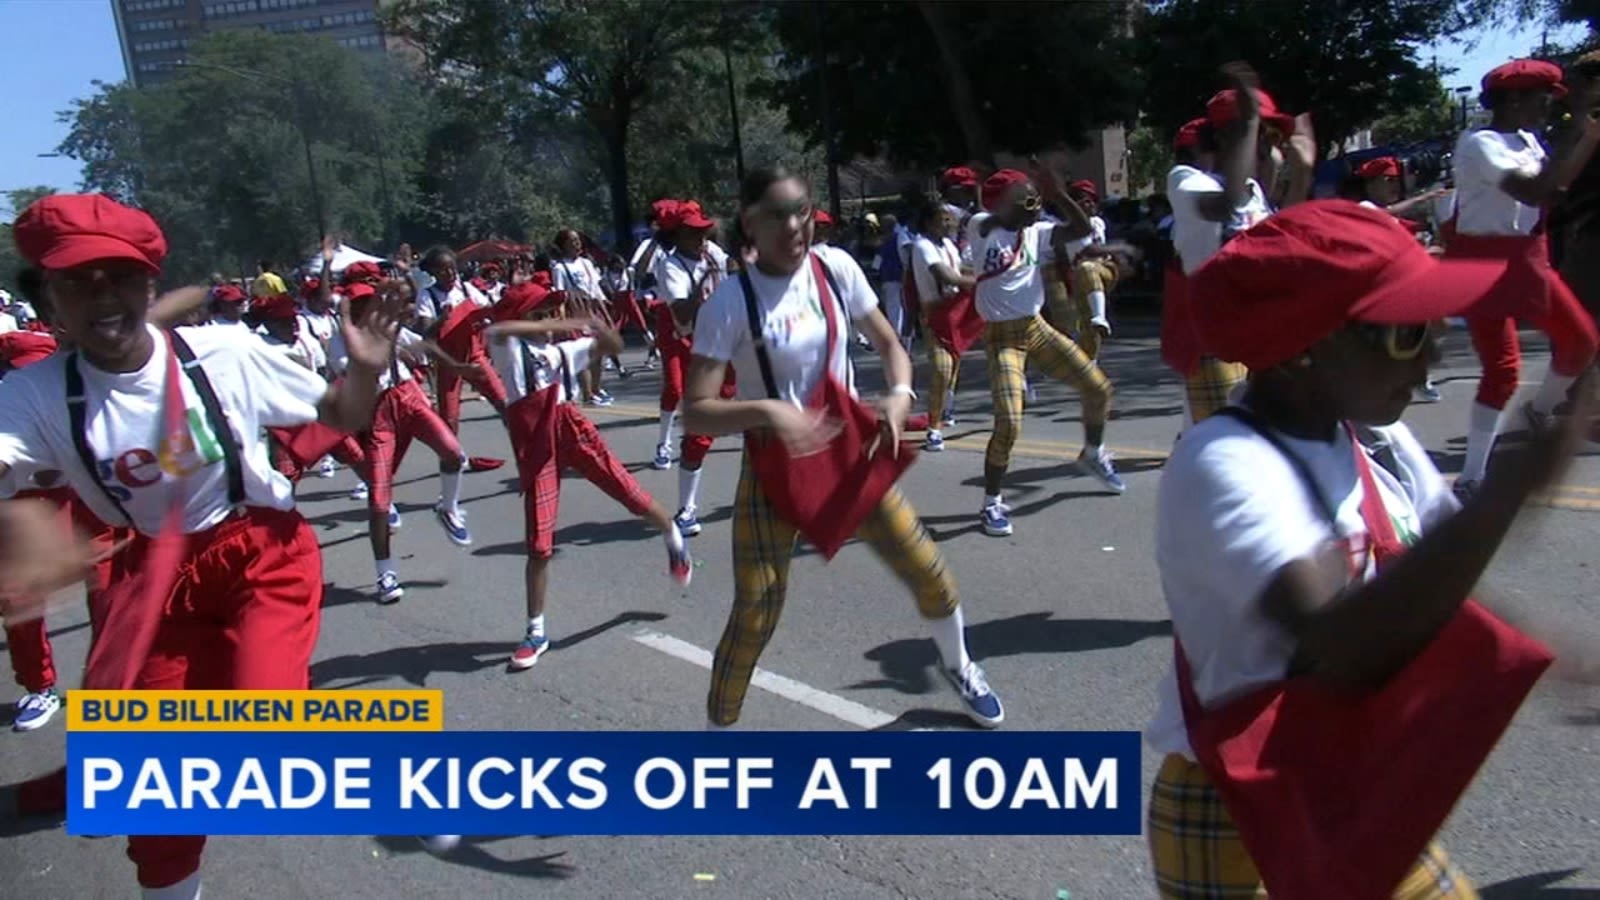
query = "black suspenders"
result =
(735, 253, 848, 401)
(64, 330, 245, 527)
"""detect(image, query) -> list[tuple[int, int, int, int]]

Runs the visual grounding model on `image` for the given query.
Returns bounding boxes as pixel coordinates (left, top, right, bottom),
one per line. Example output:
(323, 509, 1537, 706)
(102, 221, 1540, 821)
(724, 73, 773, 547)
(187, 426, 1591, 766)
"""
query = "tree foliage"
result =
(57, 31, 428, 284)
(760, 0, 1140, 168)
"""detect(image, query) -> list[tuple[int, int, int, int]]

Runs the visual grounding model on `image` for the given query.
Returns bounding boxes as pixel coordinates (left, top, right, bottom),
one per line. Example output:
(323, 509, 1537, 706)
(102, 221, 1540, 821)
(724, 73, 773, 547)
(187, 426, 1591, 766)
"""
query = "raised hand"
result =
(1287, 113, 1318, 169)
(341, 283, 405, 372)
(1220, 61, 1262, 122)
(321, 233, 337, 264)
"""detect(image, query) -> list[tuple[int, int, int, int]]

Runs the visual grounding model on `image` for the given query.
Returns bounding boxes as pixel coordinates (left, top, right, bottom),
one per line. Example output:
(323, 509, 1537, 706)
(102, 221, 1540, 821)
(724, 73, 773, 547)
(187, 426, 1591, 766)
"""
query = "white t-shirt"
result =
(0, 312, 16, 335)
(298, 310, 337, 347)
(694, 245, 877, 407)
(629, 238, 664, 295)
(653, 247, 728, 304)
(1061, 214, 1110, 261)
(1452, 129, 1546, 236)
(911, 235, 962, 305)
(263, 330, 326, 374)
(489, 334, 595, 406)
(0, 324, 328, 535)
(416, 280, 490, 323)
(1167, 164, 1273, 275)
(1144, 413, 1458, 759)
(552, 257, 605, 302)
(330, 327, 424, 391)
(966, 213, 1057, 322)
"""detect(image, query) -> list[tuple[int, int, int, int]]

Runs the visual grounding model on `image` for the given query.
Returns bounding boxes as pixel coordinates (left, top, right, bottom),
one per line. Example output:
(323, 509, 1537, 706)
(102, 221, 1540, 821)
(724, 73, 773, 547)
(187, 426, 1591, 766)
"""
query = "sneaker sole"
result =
(435, 513, 473, 547)
(12, 710, 58, 732)
(1076, 460, 1127, 495)
(652, 461, 673, 470)
(377, 590, 404, 605)
(924, 444, 944, 453)
(508, 651, 546, 671)
(678, 523, 702, 538)
(982, 524, 1013, 537)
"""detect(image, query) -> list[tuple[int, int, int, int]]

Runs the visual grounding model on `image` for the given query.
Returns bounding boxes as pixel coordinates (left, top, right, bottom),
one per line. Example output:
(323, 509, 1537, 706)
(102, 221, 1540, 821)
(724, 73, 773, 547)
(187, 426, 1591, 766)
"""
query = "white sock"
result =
(679, 467, 703, 513)
(1087, 290, 1108, 326)
(376, 558, 395, 579)
(929, 606, 972, 671)
(1533, 372, 1578, 416)
(984, 493, 1003, 509)
(528, 614, 546, 639)
(143, 872, 202, 900)
(1462, 402, 1502, 483)
(440, 469, 463, 514)
(657, 410, 677, 450)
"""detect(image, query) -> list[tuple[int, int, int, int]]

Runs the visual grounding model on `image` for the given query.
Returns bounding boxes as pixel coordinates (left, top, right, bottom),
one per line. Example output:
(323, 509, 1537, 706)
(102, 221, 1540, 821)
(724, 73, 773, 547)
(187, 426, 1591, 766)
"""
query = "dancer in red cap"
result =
(908, 196, 975, 452)
(485, 279, 692, 668)
(1147, 199, 1581, 900)
(0, 193, 400, 899)
(413, 245, 510, 433)
(649, 200, 734, 538)
(968, 163, 1124, 537)
(1450, 58, 1600, 498)
(206, 282, 249, 328)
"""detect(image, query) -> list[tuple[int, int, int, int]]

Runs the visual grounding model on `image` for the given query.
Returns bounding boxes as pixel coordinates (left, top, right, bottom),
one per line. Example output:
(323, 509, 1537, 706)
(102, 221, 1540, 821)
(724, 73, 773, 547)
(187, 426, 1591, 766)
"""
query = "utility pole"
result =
(723, 46, 746, 186)
(813, 0, 841, 218)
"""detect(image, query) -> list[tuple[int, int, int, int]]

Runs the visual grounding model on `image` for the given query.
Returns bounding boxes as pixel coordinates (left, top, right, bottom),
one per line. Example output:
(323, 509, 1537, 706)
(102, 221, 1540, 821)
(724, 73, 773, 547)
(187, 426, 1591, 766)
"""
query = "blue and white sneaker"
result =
(375, 572, 404, 604)
(940, 659, 1004, 728)
(387, 504, 402, 530)
(588, 390, 616, 408)
(652, 444, 673, 470)
(674, 507, 702, 538)
(940, 411, 956, 429)
(981, 501, 1012, 537)
(349, 482, 370, 502)
(510, 631, 549, 670)
(1076, 447, 1126, 494)
(1414, 381, 1442, 403)
(316, 456, 337, 479)
(924, 430, 945, 452)
(13, 689, 60, 732)
(434, 505, 472, 547)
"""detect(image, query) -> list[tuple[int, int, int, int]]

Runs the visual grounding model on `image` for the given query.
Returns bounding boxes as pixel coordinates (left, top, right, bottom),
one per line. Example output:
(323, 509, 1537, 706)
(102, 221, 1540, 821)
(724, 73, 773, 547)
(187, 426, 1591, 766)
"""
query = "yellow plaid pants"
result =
(1148, 754, 1478, 899)
(983, 315, 1112, 469)
(1069, 257, 1118, 360)
(1186, 356, 1249, 425)
(708, 451, 958, 726)
(920, 308, 962, 425)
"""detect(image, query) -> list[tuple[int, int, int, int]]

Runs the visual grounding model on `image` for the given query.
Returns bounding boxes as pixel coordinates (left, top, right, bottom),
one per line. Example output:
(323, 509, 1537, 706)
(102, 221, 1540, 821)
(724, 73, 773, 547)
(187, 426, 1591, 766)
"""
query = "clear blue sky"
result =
(0, 1, 1588, 217)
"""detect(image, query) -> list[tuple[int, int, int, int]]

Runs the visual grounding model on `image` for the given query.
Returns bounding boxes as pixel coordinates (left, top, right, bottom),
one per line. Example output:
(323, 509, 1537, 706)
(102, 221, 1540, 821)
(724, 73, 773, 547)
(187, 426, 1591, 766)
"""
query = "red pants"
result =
(1450, 231, 1600, 409)
(436, 351, 509, 433)
(365, 380, 464, 512)
(124, 507, 324, 888)
(613, 291, 654, 338)
(513, 402, 654, 559)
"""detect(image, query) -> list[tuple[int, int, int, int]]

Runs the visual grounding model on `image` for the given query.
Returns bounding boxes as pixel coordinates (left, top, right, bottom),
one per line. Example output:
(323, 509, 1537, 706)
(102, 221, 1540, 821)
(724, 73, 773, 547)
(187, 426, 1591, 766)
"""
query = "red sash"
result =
(437, 293, 493, 360)
(743, 254, 917, 559)
(924, 289, 986, 357)
(1176, 421, 1553, 899)
(1158, 260, 1202, 377)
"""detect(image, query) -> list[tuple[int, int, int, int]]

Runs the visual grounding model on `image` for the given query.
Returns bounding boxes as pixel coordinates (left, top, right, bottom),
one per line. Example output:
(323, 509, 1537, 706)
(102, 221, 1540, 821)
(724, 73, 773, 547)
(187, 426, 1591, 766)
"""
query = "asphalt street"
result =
(2, 319, 1598, 899)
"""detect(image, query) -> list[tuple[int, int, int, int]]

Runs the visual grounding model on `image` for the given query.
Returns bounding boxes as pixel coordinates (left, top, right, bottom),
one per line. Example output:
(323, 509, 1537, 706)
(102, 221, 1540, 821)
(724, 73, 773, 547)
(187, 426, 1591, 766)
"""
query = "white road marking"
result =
(630, 628, 898, 730)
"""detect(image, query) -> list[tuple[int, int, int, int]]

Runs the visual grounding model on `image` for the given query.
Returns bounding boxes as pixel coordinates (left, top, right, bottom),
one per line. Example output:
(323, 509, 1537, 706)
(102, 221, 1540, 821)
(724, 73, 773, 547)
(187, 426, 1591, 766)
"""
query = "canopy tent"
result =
(457, 239, 536, 263)
(297, 243, 386, 276)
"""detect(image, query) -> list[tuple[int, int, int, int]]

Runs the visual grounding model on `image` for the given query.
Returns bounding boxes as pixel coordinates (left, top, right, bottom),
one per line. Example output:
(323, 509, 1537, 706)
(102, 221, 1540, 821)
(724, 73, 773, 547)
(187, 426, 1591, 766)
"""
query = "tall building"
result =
(112, 0, 388, 87)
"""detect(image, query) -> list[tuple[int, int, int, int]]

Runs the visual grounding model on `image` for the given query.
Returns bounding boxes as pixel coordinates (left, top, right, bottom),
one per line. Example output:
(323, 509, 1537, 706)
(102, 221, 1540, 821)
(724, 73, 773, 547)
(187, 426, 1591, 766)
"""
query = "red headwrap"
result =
(981, 169, 1031, 212)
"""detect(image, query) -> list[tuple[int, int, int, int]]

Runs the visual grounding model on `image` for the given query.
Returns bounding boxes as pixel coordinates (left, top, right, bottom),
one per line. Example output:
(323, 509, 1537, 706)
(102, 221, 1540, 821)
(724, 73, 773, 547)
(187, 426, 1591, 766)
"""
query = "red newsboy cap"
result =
(13, 194, 166, 274)
(1188, 201, 1510, 372)
(1483, 59, 1567, 98)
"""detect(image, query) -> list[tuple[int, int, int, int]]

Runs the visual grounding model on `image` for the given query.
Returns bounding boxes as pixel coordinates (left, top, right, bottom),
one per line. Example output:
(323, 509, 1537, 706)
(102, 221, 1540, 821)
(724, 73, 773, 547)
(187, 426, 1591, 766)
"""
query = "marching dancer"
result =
(683, 167, 1003, 729)
(485, 279, 692, 668)
(552, 229, 620, 403)
(1449, 59, 1600, 498)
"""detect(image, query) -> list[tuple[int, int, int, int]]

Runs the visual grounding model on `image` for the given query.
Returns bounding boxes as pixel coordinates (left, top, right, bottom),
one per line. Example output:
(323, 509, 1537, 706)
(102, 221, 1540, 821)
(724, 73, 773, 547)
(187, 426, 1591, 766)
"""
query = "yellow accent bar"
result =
(66, 690, 444, 731)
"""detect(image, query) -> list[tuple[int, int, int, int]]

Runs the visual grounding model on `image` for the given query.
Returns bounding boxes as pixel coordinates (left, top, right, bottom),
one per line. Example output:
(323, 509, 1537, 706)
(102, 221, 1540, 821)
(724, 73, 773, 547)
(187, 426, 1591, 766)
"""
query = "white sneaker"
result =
(13, 689, 60, 732)
(142, 872, 203, 900)
(316, 457, 337, 478)
(349, 483, 370, 501)
(376, 572, 404, 604)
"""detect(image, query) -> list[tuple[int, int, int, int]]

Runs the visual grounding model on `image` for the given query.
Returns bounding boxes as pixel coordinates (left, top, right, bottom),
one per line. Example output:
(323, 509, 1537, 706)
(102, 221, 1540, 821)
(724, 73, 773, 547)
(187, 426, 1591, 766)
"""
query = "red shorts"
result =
(365, 380, 464, 511)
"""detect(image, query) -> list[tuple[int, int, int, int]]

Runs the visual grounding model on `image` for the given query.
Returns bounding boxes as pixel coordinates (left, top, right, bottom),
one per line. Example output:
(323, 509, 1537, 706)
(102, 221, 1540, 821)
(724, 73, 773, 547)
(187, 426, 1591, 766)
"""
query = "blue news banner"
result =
(67, 731, 1140, 836)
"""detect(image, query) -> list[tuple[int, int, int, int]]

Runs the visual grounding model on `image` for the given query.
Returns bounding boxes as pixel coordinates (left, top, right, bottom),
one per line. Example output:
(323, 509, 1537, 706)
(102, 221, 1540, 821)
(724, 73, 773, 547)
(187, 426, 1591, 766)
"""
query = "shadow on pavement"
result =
(311, 612, 668, 688)
(322, 581, 446, 610)
(851, 613, 1172, 695)
(871, 709, 985, 732)
(371, 835, 575, 879)
(1481, 869, 1600, 898)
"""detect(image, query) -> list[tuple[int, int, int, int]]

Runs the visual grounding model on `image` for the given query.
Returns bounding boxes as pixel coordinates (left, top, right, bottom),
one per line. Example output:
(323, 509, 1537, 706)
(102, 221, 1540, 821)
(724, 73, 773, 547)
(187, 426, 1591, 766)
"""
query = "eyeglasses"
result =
(756, 200, 814, 225)
(1355, 322, 1432, 360)
(1020, 195, 1042, 212)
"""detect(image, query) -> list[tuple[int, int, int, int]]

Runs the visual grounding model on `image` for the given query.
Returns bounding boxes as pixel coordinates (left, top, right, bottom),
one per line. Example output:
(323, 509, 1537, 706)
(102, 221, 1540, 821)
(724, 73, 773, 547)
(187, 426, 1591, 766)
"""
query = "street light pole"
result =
(1455, 86, 1473, 131)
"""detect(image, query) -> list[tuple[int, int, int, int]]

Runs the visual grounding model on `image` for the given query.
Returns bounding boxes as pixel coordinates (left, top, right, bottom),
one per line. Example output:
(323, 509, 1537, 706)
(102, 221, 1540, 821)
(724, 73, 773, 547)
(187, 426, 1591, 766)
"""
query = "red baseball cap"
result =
(13, 194, 167, 274)
(649, 198, 681, 222)
(941, 167, 979, 189)
(669, 200, 714, 231)
(342, 261, 382, 285)
(300, 277, 322, 299)
(212, 284, 246, 305)
(344, 282, 377, 305)
(252, 293, 298, 320)
(1188, 200, 1509, 371)
(1070, 179, 1099, 201)
(493, 281, 557, 321)
(1206, 88, 1296, 135)
(814, 209, 835, 226)
(981, 169, 1030, 212)
(1483, 58, 1567, 98)
(1173, 117, 1209, 151)
(1355, 156, 1402, 180)
(0, 331, 59, 369)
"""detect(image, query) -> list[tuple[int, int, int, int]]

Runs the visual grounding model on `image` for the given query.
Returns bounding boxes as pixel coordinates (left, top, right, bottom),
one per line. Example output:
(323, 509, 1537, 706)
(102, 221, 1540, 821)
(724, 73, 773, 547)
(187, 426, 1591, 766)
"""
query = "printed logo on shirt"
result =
(982, 235, 1035, 276)
(93, 407, 226, 502)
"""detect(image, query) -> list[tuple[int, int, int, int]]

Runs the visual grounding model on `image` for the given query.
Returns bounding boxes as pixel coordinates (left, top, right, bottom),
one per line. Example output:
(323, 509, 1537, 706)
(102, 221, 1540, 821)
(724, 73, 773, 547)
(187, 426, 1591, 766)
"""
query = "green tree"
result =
(1369, 83, 1460, 145)
(57, 31, 429, 283)
(760, 1, 1140, 168)
(1124, 126, 1172, 197)
(387, 0, 751, 249)
(1134, 0, 1508, 156)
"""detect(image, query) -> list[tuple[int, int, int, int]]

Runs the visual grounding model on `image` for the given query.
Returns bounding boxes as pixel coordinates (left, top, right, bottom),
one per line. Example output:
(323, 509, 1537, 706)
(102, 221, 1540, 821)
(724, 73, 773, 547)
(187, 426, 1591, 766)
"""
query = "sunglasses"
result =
(1354, 322, 1432, 360)
(1019, 195, 1042, 212)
